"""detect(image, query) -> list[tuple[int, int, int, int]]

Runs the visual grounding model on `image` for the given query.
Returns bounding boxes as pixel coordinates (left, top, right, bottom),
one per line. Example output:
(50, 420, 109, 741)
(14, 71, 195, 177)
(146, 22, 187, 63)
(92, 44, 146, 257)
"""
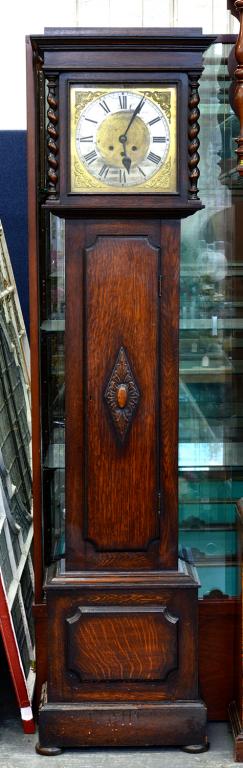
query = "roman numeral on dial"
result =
(99, 165, 109, 178)
(85, 117, 98, 124)
(153, 136, 167, 143)
(79, 136, 94, 142)
(147, 151, 161, 165)
(84, 149, 97, 164)
(119, 170, 127, 184)
(99, 99, 110, 114)
(119, 93, 127, 109)
(148, 116, 161, 126)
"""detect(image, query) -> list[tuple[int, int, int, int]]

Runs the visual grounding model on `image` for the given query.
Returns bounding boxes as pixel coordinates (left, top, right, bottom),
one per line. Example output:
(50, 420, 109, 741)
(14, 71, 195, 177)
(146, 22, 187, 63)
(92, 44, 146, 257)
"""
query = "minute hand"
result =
(123, 96, 145, 136)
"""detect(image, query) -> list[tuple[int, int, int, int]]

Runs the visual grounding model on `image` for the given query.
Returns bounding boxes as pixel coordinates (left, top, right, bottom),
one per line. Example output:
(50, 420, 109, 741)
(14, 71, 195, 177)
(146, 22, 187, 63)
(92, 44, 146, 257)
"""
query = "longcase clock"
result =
(26, 27, 214, 754)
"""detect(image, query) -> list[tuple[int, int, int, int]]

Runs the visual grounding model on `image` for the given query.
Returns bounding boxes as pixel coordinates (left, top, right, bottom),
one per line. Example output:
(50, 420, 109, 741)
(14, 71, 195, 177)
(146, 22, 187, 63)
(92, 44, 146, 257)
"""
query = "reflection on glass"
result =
(41, 215, 65, 563)
(179, 42, 242, 598)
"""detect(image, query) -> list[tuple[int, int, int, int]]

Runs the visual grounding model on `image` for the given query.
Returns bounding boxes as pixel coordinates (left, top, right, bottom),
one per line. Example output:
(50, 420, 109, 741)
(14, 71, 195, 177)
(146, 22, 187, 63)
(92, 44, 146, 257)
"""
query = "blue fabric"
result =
(0, 131, 29, 334)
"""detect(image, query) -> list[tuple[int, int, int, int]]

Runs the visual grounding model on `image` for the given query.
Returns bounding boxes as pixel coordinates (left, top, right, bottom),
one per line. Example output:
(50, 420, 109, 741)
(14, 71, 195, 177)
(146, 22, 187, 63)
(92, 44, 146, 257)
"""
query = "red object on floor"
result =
(0, 572, 35, 734)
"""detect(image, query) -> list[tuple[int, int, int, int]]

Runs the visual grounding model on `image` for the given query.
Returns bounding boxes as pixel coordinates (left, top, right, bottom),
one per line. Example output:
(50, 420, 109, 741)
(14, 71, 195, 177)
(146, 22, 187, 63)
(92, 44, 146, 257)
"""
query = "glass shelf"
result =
(180, 319, 243, 330)
(180, 529, 237, 557)
(41, 316, 65, 333)
(197, 565, 238, 598)
(43, 443, 65, 470)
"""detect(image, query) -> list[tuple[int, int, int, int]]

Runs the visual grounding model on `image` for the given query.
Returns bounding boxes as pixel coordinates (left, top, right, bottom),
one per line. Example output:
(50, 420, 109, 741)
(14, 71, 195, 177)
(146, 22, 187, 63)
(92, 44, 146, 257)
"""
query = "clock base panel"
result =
(37, 570, 206, 749)
(37, 699, 207, 749)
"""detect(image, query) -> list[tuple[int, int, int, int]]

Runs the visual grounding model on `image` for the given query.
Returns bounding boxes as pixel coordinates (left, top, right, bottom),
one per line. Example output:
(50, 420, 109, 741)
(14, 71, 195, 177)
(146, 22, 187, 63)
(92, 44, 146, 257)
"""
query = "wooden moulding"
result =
(37, 700, 207, 750)
(233, 1, 243, 174)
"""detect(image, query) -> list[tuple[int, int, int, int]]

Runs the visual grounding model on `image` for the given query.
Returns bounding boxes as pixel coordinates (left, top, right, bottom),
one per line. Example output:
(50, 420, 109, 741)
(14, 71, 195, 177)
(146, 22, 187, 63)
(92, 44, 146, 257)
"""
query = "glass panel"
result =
(41, 214, 65, 564)
(179, 42, 242, 598)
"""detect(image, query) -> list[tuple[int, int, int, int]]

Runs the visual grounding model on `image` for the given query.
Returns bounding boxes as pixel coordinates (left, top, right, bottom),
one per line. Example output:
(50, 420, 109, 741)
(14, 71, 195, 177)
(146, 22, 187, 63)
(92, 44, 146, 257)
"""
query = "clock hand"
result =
(119, 136, 131, 173)
(122, 155, 132, 173)
(118, 95, 145, 173)
(123, 95, 145, 137)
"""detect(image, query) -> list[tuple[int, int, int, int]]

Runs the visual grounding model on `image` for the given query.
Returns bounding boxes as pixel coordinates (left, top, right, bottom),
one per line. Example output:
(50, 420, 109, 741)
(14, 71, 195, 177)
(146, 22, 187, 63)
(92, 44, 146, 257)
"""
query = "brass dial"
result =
(96, 112, 150, 171)
(70, 86, 177, 194)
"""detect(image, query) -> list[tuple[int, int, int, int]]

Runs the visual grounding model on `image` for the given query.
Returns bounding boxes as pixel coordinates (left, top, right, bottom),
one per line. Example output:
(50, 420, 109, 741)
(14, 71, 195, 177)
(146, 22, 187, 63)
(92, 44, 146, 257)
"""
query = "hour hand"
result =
(119, 134, 131, 173)
(122, 156, 131, 173)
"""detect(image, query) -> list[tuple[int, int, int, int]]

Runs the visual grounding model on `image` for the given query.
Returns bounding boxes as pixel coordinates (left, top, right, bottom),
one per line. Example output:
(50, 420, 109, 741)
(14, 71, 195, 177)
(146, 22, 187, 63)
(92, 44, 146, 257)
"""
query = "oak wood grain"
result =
(47, 578, 198, 702)
(85, 234, 159, 552)
(65, 220, 180, 570)
(33, 596, 239, 720)
(66, 605, 178, 682)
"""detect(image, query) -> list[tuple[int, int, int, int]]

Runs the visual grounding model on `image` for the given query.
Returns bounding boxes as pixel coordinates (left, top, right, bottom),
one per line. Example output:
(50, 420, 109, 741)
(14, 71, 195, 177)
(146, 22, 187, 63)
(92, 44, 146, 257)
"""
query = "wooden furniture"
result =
(26, 28, 213, 753)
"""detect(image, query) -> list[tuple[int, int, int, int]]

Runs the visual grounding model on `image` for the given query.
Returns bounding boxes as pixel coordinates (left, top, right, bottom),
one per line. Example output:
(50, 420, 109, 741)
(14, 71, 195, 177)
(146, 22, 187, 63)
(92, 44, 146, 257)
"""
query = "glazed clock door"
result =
(65, 218, 179, 571)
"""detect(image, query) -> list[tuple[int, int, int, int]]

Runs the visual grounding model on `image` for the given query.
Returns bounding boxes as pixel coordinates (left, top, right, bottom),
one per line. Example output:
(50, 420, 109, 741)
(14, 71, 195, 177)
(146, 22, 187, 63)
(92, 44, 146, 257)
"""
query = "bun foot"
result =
(182, 736, 209, 754)
(35, 743, 62, 756)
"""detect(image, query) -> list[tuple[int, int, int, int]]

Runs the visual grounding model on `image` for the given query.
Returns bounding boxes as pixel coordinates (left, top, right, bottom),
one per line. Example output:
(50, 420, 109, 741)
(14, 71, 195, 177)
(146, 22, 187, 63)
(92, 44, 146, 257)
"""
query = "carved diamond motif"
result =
(104, 347, 140, 444)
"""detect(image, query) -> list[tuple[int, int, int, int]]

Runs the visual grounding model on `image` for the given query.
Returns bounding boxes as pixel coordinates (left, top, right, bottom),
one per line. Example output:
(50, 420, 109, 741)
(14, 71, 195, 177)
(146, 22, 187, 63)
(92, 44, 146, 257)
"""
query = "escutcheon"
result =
(104, 346, 140, 444)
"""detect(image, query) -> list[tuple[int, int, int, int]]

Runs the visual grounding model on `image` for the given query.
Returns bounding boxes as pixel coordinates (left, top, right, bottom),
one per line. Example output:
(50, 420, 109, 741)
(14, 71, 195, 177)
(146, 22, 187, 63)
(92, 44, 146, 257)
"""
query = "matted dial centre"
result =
(96, 112, 150, 168)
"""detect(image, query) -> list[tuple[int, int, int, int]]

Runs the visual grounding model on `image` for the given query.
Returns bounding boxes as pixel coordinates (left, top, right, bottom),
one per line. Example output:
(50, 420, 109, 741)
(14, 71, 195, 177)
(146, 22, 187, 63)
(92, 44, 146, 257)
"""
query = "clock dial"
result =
(70, 86, 177, 194)
(75, 90, 170, 188)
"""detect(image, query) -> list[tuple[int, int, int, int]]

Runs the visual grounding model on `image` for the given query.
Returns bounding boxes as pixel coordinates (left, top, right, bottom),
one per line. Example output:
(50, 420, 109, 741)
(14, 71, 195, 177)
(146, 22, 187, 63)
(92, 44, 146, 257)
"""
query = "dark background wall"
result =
(0, 131, 29, 334)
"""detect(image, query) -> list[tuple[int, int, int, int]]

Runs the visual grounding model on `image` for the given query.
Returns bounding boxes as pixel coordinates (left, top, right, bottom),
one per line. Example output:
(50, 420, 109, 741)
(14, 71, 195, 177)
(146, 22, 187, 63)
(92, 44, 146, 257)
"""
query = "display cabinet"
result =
(178, 38, 243, 731)
(178, 40, 241, 598)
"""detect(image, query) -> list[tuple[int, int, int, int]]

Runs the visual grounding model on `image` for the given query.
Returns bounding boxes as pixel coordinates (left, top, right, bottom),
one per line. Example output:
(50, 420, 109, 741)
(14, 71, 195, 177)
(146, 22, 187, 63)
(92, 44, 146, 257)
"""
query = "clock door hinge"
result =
(159, 275, 163, 297)
(157, 491, 161, 516)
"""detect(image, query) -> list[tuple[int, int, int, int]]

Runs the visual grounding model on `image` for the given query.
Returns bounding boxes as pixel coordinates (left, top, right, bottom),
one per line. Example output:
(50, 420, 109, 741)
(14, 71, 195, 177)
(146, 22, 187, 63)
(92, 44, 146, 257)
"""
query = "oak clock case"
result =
(26, 29, 214, 754)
